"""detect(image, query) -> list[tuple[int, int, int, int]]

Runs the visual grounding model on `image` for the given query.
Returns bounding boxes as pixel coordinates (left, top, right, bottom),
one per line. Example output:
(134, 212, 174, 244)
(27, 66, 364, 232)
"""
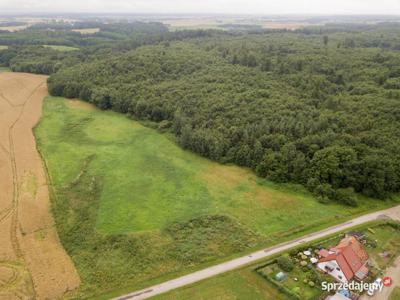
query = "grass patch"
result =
(0, 45, 8, 50)
(363, 223, 400, 270)
(155, 269, 287, 300)
(389, 287, 400, 300)
(34, 97, 398, 298)
(0, 66, 10, 72)
(43, 45, 79, 52)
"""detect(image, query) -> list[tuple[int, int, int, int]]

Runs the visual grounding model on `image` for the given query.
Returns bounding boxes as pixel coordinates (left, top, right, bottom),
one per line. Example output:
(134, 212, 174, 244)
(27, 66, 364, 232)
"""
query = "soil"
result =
(0, 73, 80, 299)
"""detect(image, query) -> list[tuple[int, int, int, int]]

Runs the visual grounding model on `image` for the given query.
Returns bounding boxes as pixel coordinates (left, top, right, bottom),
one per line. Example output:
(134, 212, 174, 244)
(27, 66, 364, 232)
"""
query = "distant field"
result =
(261, 21, 312, 30)
(0, 25, 28, 32)
(71, 28, 100, 34)
(161, 18, 313, 30)
(35, 97, 396, 298)
(162, 18, 225, 30)
(0, 45, 8, 50)
(43, 45, 79, 51)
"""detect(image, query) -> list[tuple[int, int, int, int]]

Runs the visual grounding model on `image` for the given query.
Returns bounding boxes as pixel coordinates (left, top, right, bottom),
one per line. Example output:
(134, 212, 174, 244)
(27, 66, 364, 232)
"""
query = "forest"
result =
(2, 21, 400, 205)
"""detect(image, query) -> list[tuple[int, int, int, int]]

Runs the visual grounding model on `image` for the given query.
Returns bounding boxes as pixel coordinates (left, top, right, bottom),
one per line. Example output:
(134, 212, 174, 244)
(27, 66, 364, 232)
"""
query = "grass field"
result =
(389, 287, 400, 300)
(156, 221, 400, 300)
(0, 45, 8, 50)
(43, 45, 79, 51)
(155, 269, 287, 300)
(34, 97, 398, 298)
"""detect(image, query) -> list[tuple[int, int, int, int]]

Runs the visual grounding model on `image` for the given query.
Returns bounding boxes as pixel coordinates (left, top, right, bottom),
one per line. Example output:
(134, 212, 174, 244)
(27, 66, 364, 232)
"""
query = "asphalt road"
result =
(113, 205, 400, 300)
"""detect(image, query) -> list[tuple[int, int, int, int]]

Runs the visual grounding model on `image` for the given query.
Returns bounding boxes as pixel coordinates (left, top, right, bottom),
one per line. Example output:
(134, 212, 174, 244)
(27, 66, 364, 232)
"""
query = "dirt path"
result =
(113, 205, 400, 300)
(0, 73, 80, 299)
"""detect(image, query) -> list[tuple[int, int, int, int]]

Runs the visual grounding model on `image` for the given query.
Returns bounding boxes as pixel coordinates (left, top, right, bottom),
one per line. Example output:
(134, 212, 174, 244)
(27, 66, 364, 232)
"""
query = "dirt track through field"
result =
(0, 73, 80, 299)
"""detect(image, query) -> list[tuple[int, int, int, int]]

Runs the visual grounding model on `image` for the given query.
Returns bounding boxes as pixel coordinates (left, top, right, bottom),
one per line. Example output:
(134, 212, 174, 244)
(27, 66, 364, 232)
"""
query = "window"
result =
(338, 275, 342, 279)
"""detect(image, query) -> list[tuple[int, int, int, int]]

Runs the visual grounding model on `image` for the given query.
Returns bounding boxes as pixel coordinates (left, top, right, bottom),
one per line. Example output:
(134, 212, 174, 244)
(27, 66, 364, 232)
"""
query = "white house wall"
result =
(317, 260, 348, 283)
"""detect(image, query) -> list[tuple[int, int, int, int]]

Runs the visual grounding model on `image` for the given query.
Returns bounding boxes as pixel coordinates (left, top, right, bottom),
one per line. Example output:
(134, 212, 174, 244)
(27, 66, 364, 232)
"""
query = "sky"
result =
(1, 0, 400, 15)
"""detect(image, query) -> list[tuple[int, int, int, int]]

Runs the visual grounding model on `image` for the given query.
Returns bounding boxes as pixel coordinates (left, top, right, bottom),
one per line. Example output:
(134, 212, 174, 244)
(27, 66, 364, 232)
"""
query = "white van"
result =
(367, 278, 382, 296)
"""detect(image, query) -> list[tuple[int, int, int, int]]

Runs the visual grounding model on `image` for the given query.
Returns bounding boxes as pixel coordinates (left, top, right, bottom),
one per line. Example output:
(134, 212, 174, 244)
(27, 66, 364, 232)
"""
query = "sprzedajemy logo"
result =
(321, 281, 385, 293)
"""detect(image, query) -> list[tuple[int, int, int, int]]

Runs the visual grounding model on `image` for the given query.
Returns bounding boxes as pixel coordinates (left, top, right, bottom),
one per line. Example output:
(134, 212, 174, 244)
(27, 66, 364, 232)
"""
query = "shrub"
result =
(334, 188, 358, 207)
(308, 269, 323, 284)
(277, 255, 294, 272)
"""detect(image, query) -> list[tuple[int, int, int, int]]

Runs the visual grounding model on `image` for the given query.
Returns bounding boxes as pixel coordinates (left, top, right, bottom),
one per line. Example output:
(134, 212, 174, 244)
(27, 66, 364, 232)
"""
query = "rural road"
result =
(113, 205, 400, 300)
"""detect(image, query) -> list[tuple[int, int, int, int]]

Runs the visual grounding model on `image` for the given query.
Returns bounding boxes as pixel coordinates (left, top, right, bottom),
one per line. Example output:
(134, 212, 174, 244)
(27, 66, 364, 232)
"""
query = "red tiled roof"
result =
(318, 237, 369, 281)
(336, 254, 354, 281)
(355, 265, 369, 281)
(318, 249, 330, 258)
(335, 236, 369, 262)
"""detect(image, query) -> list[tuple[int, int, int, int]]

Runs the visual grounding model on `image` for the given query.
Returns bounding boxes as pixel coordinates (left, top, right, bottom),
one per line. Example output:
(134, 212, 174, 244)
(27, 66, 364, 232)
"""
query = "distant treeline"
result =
(0, 22, 224, 74)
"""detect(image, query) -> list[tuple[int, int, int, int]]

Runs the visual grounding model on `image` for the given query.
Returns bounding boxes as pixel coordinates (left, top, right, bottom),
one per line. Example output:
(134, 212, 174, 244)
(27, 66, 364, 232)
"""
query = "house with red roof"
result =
(317, 236, 369, 283)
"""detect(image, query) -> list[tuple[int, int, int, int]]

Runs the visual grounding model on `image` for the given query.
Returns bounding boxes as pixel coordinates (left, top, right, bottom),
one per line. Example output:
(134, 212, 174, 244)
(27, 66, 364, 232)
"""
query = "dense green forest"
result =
(2, 21, 400, 204)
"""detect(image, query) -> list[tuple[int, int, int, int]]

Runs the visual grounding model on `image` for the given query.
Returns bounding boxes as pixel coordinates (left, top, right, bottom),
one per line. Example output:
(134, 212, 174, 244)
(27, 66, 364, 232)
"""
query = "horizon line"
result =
(2, 12, 400, 17)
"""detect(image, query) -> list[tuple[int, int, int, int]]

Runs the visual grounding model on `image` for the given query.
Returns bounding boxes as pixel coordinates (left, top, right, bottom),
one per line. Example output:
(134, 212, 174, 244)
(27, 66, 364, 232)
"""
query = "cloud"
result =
(1, 0, 400, 15)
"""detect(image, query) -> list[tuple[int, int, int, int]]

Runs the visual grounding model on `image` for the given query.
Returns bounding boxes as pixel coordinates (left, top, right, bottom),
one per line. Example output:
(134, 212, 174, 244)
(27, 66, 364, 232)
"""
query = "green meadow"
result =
(0, 45, 8, 50)
(35, 97, 396, 298)
(43, 45, 79, 51)
(155, 269, 287, 300)
(390, 287, 400, 300)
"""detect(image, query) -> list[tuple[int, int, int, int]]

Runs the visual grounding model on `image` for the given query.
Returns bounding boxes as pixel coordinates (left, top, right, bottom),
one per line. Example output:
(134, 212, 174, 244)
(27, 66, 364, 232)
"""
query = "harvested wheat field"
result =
(71, 28, 100, 34)
(0, 72, 80, 299)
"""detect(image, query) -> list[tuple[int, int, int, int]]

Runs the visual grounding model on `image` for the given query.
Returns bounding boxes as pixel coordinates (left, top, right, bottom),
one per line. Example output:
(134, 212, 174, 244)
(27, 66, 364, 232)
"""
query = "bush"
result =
(308, 269, 323, 284)
(334, 188, 358, 207)
(277, 255, 294, 272)
(364, 236, 377, 248)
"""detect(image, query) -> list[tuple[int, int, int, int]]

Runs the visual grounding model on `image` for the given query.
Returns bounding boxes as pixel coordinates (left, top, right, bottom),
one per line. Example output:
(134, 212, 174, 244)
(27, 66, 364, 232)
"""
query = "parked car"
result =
(367, 278, 382, 296)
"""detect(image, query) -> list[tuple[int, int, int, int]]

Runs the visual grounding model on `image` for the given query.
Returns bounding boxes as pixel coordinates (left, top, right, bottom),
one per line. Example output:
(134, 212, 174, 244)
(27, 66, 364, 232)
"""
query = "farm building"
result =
(317, 236, 369, 283)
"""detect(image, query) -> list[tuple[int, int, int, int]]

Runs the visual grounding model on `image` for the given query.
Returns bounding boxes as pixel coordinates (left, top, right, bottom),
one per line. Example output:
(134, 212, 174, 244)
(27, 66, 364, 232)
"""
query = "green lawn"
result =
(154, 269, 287, 300)
(363, 223, 400, 270)
(0, 45, 8, 50)
(34, 97, 398, 298)
(257, 261, 325, 300)
(43, 45, 79, 51)
(389, 287, 400, 300)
